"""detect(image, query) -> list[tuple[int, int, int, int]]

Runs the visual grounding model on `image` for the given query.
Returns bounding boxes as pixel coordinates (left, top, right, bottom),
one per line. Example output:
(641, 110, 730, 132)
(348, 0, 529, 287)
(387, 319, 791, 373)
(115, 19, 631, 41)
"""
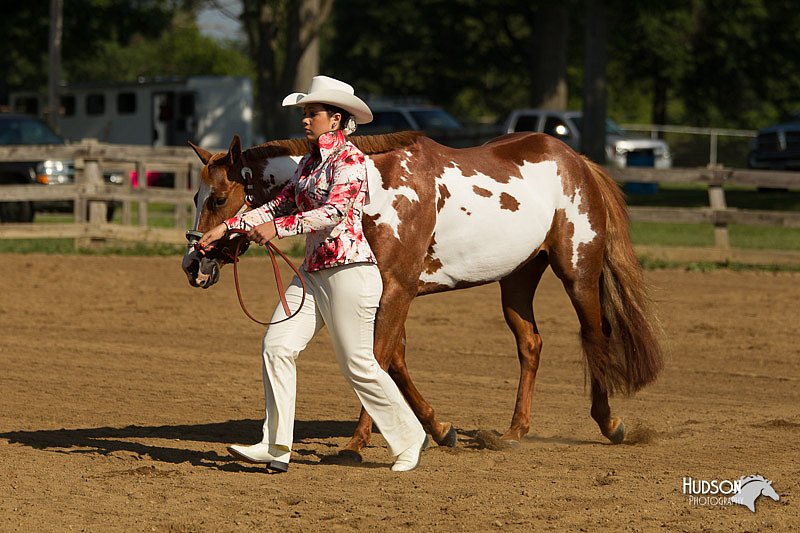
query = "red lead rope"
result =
(227, 229, 307, 326)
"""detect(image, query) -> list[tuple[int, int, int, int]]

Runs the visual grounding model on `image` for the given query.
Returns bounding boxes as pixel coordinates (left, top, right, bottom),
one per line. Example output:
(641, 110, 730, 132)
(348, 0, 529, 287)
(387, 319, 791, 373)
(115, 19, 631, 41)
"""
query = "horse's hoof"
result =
(605, 419, 625, 444)
(336, 449, 363, 464)
(437, 425, 458, 448)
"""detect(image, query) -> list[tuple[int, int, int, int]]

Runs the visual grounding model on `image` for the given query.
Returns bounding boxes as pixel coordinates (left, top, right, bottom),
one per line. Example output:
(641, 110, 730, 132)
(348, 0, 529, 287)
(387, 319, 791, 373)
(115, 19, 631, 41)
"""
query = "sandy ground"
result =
(1, 253, 798, 531)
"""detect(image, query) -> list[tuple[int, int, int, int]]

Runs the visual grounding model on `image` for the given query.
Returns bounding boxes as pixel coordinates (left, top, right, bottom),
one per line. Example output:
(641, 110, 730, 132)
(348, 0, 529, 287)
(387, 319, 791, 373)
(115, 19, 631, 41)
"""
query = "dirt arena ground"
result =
(1, 253, 798, 531)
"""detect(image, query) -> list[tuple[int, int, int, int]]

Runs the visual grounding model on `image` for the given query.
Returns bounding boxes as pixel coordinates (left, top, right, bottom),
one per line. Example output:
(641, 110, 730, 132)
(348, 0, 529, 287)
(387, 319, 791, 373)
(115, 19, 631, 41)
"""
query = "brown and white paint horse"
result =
(182, 131, 663, 460)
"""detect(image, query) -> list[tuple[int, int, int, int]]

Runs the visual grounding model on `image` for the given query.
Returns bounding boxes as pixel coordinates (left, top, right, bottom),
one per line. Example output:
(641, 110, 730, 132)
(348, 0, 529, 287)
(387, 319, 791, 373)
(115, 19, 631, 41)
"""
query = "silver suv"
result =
(502, 109, 672, 169)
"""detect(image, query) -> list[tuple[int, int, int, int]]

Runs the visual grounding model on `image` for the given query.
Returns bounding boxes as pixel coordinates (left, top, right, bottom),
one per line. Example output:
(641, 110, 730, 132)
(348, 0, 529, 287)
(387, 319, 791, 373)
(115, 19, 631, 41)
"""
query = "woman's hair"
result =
(322, 104, 352, 130)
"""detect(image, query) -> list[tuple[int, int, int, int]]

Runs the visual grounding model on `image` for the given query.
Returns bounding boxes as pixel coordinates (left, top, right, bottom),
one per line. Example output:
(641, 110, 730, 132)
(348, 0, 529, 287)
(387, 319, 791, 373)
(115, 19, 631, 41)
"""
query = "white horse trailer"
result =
(10, 76, 253, 150)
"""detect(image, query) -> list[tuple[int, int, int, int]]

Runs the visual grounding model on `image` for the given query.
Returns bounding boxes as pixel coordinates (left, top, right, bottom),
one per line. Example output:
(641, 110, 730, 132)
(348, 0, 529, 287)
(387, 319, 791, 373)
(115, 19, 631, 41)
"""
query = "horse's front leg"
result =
(387, 327, 457, 447)
(336, 285, 409, 462)
(337, 408, 374, 463)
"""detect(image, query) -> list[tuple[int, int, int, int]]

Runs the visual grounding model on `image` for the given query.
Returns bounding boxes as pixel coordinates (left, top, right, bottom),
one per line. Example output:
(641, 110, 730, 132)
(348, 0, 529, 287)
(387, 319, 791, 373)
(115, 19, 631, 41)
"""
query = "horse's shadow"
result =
(0, 419, 366, 472)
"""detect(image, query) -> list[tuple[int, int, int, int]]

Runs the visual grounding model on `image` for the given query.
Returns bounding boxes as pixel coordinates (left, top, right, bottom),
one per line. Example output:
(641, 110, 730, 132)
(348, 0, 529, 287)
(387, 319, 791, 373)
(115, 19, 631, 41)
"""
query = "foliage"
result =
(323, 0, 800, 129)
(0, 238, 186, 255)
(1, 1, 179, 103)
(240, 0, 333, 138)
(66, 16, 252, 82)
(5, 1, 800, 134)
(324, 0, 549, 123)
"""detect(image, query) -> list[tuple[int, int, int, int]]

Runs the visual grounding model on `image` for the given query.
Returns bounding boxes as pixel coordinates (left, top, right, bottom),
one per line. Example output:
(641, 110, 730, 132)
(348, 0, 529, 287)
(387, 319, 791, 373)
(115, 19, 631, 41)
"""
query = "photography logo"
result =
(682, 475, 780, 512)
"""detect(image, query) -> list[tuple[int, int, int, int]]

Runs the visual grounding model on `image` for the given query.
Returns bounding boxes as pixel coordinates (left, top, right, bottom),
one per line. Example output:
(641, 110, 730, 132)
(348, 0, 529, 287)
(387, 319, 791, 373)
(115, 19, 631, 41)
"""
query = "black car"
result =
(0, 113, 120, 222)
(748, 114, 800, 170)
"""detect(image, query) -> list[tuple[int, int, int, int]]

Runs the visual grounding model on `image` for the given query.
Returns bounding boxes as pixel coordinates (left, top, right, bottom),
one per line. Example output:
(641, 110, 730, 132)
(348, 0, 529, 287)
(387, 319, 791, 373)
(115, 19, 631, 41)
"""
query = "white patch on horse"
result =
(260, 155, 302, 189)
(562, 186, 595, 269)
(363, 156, 419, 240)
(399, 150, 413, 176)
(421, 160, 595, 286)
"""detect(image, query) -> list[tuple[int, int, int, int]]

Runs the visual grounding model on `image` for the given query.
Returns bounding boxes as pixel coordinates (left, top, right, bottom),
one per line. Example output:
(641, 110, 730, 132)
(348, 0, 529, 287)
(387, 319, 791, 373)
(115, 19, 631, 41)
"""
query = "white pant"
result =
(259, 262, 423, 456)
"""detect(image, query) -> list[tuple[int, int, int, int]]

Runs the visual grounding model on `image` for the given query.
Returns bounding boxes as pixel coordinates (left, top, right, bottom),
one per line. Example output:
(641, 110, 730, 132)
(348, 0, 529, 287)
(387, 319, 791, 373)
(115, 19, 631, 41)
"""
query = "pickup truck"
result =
(0, 113, 121, 222)
(501, 108, 672, 169)
(748, 115, 800, 171)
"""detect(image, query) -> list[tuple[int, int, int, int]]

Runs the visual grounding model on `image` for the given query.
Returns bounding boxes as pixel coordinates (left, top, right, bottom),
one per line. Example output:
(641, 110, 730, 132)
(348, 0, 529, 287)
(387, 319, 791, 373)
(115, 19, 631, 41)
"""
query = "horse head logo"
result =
(730, 475, 780, 512)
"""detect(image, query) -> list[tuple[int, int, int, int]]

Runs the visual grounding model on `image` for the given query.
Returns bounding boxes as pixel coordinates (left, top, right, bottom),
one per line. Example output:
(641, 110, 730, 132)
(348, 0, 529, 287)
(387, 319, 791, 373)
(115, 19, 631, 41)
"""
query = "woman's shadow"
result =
(0, 419, 361, 472)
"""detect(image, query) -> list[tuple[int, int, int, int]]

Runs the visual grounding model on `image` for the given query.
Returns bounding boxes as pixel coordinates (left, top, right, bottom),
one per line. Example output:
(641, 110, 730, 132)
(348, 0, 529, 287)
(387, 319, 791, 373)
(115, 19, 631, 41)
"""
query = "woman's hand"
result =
(248, 221, 277, 245)
(198, 223, 227, 249)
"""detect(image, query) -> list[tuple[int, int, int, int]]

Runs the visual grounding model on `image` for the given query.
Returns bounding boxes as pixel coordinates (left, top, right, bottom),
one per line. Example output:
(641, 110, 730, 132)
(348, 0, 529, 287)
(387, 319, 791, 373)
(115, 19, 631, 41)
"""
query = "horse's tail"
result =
(583, 157, 664, 395)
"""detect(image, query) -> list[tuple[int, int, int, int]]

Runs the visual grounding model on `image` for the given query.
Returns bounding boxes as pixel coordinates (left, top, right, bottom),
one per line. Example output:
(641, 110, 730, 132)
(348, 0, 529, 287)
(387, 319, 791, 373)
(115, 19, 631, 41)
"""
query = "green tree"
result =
(240, 0, 333, 139)
(0, 1, 179, 105)
(682, 0, 800, 127)
(66, 15, 252, 82)
(324, 0, 542, 123)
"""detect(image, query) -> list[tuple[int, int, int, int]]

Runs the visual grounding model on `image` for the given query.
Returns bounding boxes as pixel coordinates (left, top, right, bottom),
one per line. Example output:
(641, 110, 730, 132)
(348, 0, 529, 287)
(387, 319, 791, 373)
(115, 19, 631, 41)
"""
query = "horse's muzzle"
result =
(182, 231, 221, 289)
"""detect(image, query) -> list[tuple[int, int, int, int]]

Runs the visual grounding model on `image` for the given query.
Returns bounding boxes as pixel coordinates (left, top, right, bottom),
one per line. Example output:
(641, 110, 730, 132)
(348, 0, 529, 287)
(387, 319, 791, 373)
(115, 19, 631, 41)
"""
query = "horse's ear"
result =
(188, 141, 213, 165)
(227, 135, 242, 165)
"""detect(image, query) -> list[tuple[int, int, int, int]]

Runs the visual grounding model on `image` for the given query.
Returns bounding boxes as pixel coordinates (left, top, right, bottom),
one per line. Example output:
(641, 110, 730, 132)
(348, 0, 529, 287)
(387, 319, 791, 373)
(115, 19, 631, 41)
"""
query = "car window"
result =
(370, 111, 413, 130)
(513, 114, 540, 132)
(570, 116, 625, 136)
(543, 116, 573, 138)
(0, 117, 63, 145)
(409, 110, 461, 129)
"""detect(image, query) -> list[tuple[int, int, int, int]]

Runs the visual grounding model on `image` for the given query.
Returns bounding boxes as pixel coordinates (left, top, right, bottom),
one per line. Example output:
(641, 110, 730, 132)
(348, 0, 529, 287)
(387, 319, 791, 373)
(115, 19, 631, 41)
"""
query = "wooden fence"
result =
(0, 140, 199, 244)
(608, 166, 800, 265)
(1, 141, 799, 265)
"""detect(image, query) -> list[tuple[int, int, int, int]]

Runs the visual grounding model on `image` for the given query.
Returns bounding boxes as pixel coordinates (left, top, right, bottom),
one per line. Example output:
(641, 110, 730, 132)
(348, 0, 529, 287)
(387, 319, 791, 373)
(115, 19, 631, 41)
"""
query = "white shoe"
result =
(391, 432, 428, 472)
(227, 443, 290, 472)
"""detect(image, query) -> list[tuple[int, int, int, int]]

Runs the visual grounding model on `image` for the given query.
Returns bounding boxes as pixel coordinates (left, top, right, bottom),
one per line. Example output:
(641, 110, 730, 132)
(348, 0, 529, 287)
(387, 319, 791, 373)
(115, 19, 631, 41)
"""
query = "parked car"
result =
(354, 104, 499, 148)
(0, 113, 121, 222)
(501, 109, 672, 169)
(747, 114, 800, 170)
(356, 104, 463, 135)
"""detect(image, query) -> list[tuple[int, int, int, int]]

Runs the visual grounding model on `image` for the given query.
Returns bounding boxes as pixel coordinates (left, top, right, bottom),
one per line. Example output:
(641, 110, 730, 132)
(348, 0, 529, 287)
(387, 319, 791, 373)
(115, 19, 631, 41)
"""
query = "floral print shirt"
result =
(224, 130, 377, 272)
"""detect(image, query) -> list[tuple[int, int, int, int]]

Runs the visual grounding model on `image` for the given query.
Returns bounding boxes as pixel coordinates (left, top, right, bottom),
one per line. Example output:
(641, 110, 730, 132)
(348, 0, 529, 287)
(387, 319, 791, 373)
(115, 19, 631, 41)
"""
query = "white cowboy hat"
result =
(282, 75, 373, 124)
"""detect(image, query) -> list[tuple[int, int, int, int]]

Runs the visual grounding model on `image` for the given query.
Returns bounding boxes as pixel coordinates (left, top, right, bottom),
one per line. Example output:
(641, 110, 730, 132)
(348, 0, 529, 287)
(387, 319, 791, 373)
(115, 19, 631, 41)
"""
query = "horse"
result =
(181, 130, 663, 461)
(730, 475, 780, 512)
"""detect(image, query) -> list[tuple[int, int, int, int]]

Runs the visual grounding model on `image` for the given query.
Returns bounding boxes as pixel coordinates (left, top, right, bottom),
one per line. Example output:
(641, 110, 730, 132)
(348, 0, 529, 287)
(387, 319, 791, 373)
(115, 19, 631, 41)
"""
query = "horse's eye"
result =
(215, 197, 227, 207)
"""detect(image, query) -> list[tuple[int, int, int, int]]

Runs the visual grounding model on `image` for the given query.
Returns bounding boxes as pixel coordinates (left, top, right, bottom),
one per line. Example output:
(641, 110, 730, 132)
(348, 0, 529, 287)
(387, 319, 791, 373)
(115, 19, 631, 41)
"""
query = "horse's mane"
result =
(245, 131, 424, 159)
(247, 138, 309, 159)
(351, 131, 424, 154)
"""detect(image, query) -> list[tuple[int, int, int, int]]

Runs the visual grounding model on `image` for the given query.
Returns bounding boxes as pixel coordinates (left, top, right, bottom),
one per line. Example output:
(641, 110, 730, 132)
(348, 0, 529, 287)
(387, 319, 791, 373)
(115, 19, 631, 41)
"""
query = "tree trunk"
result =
(652, 74, 668, 137)
(47, 0, 63, 132)
(530, 4, 568, 110)
(242, 0, 331, 142)
(582, 0, 608, 163)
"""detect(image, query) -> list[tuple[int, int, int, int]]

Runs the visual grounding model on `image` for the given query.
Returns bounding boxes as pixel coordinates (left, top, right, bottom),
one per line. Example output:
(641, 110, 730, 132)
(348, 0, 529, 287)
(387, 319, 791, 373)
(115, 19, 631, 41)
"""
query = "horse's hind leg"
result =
(499, 255, 549, 443)
(552, 261, 625, 444)
(591, 377, 624, 444)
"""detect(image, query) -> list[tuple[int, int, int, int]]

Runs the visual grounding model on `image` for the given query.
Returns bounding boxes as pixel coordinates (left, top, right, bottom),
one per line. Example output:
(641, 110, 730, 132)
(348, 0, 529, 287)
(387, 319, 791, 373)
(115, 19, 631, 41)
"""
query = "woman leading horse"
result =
(184, 81, 663, 464)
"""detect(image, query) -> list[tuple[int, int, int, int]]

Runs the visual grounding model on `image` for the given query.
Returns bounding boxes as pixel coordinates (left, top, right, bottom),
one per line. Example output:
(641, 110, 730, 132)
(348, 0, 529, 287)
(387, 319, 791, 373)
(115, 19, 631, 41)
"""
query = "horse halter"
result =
(241, 165, 256, 207)
(188, 229, 306, 325)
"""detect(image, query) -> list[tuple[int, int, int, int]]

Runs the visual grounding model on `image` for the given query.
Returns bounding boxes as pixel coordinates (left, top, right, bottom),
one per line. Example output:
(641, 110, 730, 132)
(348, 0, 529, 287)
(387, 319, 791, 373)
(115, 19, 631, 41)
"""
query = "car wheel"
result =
(0, 201, 35, 223)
